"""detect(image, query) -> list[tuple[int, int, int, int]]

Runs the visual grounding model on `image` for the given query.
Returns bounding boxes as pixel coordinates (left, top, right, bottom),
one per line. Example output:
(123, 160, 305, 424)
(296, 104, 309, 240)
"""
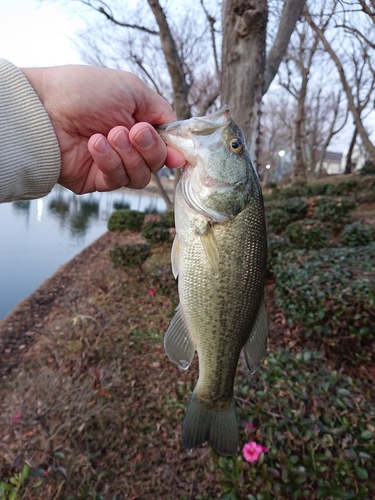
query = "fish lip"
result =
(155, 105, 230, 133)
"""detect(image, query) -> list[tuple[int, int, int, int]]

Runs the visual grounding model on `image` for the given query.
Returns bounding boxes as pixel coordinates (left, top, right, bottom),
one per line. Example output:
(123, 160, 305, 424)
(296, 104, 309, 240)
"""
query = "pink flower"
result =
(246, 422, 255, 430)
(242, 441, 268, 463)
(11, 412, 22, 424)
(151, 217, 157, 222)
(148, 287, 156, 296)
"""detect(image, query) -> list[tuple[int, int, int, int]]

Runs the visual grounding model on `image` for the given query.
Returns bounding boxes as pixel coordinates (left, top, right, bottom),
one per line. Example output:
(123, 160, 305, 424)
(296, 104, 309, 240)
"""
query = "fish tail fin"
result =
(182, 391, 238, 456)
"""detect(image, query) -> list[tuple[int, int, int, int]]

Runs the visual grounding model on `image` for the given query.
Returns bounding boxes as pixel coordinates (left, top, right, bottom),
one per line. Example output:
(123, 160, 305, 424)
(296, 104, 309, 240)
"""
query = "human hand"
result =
(21, 65, 185, 194)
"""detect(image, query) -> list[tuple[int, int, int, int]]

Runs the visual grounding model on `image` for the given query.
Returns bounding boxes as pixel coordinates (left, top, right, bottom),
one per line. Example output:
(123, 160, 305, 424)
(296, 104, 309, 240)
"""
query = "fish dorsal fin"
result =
(243, 297, 268, 374)
(200, 225, 220, 278)
(164, 304, 195, 370)
(171, 235, 180, 279)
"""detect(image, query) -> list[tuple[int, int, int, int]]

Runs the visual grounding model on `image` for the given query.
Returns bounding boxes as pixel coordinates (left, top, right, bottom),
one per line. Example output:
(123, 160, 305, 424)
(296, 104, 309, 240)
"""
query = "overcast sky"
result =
(1, 0, 84, 67)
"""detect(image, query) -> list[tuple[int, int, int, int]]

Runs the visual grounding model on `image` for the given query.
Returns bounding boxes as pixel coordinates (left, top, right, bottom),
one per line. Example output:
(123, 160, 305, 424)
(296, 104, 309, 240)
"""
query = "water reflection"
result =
(48, 193, 100, 235)
(0, 186, 167, 319)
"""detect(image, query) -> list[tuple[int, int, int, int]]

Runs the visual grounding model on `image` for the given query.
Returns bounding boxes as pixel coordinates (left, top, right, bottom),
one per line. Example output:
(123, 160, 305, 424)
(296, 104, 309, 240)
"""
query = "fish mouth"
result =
(156, 105, 231, 163)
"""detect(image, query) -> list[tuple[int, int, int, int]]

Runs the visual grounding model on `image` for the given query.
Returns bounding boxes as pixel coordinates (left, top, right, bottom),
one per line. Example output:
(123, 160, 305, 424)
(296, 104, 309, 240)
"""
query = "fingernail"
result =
(134, 128, 154, 149)
(93, 136, 109, 155)
(113, 129, 131, 151)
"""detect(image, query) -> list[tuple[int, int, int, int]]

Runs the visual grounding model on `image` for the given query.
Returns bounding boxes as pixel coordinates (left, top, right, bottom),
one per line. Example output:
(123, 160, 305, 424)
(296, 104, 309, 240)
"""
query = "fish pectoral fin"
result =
(200, 225, 219, 278)
(243, 297, 268, 374)
(164, 304, 195, 370)
(171, 235, 180, 279)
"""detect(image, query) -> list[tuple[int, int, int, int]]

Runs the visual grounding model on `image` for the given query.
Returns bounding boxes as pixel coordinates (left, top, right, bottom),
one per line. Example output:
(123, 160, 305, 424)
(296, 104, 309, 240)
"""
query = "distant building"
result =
(320, 151, 343, 175)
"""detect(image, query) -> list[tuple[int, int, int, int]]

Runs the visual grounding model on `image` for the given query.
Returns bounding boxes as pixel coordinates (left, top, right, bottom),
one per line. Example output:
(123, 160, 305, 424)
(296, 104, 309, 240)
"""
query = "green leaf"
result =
(354, 467, 368, 480)
(20, 464, 30, 482)
(360, 430, 373, 440)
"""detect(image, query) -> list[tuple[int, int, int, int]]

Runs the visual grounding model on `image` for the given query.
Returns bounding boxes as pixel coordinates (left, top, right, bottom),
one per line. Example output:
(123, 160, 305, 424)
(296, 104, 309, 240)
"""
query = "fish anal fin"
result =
(243, 297, 268, 374)
(164, 304, 194, 370)
(200, 225, 219, 278)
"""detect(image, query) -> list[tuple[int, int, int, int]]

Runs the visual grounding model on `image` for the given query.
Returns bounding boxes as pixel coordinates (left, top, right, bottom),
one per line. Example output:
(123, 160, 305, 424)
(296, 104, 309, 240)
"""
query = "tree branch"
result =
(147, 0, 191, 119)
(334, 24, 375, 49)
(357, 0, 375, 26)
(79, 0, 159, 34)
(263, 0, 307, 93)
(200, 0, 220, 76)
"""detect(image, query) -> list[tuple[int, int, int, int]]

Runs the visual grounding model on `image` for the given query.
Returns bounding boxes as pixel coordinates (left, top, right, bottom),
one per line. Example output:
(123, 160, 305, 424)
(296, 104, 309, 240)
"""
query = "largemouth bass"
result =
(158, 105, 267, 456)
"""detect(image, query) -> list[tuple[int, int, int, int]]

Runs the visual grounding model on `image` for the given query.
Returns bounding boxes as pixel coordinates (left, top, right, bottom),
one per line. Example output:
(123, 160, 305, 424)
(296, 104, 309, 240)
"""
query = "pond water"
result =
(0, 186, 166, 320)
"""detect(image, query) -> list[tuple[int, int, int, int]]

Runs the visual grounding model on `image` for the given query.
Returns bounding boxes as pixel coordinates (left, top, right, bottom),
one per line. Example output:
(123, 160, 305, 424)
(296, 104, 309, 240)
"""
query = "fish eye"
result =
(229, 138, 243, 153)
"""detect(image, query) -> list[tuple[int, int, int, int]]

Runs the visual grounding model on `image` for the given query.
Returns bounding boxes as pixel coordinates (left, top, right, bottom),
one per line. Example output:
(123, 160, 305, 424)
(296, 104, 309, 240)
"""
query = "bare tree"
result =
(306, 1, 375, 165)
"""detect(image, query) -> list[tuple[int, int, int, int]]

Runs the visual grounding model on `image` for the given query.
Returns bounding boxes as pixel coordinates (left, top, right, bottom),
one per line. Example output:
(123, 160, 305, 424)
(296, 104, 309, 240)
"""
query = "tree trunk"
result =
(344, 127, 357, 175)
(293, 72, 308, 183)
(221, 0, 268, 162)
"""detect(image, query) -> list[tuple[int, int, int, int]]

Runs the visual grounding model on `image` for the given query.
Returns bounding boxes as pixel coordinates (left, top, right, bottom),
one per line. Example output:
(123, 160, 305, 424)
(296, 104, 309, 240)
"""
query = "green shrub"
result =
(107, 209, 144, 232)
(360, 160, 375, 176)
(109, 243, 151, 270)
(281, 197, 308, 220)
(215, 349, 375, 500)
(272, 183, 308, 200)
(267, 234, 291, 274)
(358, 175, 375, 192)
(266, 208, 291, 234)
(325, 179, 359, 196)
(141, 219, 170, 244)
(306, 182, 330, 196)
(159, 210, 175, 228)
(341, 221, 375, 247)
(314, 197, 355, 227)
(285, 219, 329, 249)
(274, 243, 375, 339)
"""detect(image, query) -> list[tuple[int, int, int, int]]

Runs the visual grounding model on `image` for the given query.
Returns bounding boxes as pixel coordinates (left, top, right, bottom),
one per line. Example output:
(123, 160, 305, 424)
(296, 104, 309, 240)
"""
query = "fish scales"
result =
(180, 200, 266, 405)
(157, 105, 268, 456)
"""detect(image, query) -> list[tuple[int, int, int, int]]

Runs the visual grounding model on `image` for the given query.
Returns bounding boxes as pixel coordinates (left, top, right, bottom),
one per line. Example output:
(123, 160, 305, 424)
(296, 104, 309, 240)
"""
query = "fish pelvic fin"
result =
(164, 304, 195, 370)
(243, 296, 268, 374)
(182, 391, 238, 456)
(171, 234, 180, 279)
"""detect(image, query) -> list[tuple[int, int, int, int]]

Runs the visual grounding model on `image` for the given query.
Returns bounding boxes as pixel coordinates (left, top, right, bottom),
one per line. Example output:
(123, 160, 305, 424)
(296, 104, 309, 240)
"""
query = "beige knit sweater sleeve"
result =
(0, 59, 61, 203)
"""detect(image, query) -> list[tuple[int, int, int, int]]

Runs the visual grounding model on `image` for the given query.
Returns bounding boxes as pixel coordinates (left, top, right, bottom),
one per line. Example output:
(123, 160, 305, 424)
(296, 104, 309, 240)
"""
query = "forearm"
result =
(0, 59, 61, 203)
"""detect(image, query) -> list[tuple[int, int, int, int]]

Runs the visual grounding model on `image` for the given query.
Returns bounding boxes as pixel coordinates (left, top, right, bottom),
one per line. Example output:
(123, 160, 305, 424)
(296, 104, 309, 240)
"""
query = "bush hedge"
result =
(273, 243, 375, 340)
(284, 219, 329, 250)
(313, 197, 355, 227)
(341, 221, 375, 247)
(141, 219, 170, 244)
(107, 209, 144, 232)
(109, 243, 151, 270)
